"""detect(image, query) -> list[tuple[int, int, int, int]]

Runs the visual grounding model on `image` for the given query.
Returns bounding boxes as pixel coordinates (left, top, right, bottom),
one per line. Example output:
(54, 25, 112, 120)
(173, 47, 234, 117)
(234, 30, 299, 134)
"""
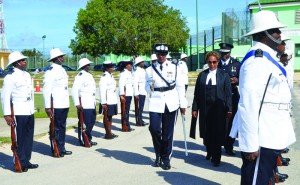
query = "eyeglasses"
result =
(18, 59, 26, 62)
(156, 53, 167, 56)
(207, 61, 218, 64)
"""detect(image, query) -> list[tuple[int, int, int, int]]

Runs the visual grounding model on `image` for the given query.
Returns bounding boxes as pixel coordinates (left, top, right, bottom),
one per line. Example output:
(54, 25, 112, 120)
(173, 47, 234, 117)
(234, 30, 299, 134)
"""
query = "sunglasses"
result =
(207, 61, 218, 64)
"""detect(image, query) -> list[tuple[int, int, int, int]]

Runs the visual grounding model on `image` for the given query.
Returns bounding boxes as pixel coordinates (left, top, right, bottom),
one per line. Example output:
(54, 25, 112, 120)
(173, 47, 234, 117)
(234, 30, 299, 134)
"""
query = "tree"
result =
(69, 0, 190, 57)
(21, 48, 42, 57)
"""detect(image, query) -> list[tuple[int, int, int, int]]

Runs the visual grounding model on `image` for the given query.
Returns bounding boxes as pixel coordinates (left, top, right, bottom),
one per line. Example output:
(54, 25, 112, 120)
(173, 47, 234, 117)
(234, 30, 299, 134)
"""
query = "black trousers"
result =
(149, 106, 177, 163)
(138, 95, 146, 123)
(125, 96, 132, 128)
(54, 108, 69, 152)
(241, 147, 280, 185)
(78, 108, 96, 143)
(15, 114, 35, 168)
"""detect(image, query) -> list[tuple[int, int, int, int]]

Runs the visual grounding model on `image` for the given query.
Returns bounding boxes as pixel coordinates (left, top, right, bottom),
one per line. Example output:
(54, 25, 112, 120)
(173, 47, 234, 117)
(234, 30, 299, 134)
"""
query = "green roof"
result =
(250, 0, 300, 5)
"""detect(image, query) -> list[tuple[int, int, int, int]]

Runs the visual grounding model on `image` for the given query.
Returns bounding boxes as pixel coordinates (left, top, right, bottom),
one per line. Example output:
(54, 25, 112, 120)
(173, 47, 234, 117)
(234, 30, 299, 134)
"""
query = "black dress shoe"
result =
(155, 157, 162, 167)
(104, 133, 118, 139)
(226, 150, 236, 156)
(282, 148, 289, 153)
(276, 172, 288, 179)
(161, 162, 171, 170)
(61, 150, 72, 155)
(21, 167, 28, 172)
(27, 163, 39, 169)
(281, 160, 289, 166)
(281, 157, 290, 162)
(128, 128, 135, 132)
(277, 175, 286, 182)
(90, 141, 98, 146)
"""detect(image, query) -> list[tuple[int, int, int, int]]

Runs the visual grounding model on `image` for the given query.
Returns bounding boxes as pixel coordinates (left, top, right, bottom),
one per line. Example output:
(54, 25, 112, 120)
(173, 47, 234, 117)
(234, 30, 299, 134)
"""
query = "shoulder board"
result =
(79, 72, 83, 76)
(44, 66, 53, 71)
(171, 61, 177, 65)
(7, 69, 15, 75)
(102, 73, 106, 77)
(255, 49, 263, 57)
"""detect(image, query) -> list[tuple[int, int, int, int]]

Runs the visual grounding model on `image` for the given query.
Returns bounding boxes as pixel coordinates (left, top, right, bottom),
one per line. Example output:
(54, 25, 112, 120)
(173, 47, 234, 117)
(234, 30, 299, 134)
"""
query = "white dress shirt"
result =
(178, 60, 189, 85)
(206, 69, 217, 85)
(1, 68, 34, 115)
(72, 70, 96, 109)
(230, 42, 296, 152)
(43, 63, 70, 109)
(134, 66, 147, 96)
(119, 69, 134, 96)
(99, 71, 118, 105)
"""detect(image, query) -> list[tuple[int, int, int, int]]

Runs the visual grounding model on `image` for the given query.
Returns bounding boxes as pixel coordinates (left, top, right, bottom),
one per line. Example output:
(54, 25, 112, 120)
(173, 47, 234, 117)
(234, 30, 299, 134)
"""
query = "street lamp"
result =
(42, 35, 46, 68)
(196, 0, 200, 69)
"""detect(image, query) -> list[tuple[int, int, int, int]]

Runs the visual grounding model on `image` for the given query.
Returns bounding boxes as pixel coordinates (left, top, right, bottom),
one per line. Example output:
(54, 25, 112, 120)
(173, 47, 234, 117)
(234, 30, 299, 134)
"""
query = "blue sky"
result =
(3, 0, 248, 55)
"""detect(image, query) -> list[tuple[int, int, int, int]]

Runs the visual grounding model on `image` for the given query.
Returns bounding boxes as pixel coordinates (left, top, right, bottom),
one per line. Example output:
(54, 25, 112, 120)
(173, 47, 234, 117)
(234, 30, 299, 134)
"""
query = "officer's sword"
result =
(181, 113, 188, 156)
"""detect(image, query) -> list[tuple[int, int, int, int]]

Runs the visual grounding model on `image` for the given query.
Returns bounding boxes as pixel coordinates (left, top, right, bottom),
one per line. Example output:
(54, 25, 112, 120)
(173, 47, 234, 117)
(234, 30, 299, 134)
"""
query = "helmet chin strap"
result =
(264, 31, 282, 44)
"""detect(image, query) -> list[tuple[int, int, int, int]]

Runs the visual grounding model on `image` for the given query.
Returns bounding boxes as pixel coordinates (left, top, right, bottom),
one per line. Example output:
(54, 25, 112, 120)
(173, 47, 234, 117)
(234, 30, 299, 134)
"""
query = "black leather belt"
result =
(154, 84, 175, 92)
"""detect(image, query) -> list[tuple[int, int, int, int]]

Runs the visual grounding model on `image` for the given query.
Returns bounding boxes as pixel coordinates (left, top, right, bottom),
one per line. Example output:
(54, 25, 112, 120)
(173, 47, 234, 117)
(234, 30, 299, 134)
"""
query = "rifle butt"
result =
(120, 97, 128, 131)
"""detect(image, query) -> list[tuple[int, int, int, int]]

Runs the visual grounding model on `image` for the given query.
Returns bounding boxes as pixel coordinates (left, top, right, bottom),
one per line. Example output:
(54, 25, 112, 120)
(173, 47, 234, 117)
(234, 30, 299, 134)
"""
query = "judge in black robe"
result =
(191, 51, 232, 166)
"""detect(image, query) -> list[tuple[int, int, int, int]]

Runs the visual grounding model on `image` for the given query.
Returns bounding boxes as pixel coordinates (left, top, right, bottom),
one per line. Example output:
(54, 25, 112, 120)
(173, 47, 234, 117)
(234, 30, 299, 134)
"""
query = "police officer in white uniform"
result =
(119, 60, 135, 131)
(43, 48, 72, 157)
(146, 43, 187, 170)
(99, 61, 118, 139)
(1, 51, 38, 172)
(230, 10, 296, 185)
(178, 53, 189, 91)
(133, 56, 148, 126)
(150, 54, 158, 65)
(72, 58, 97, 146)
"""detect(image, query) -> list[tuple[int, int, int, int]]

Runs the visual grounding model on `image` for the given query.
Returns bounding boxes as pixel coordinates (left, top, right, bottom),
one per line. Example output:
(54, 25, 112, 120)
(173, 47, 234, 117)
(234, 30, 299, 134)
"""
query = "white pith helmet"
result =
(134, 56, 144, 65)
(77, 58, 93, 70)
(48, 48, 65, 62)
(7, 51, 28, 67)
(180, 53, 188, 60)
(150, 54, 157, 61)
(243, 10, 287, 37)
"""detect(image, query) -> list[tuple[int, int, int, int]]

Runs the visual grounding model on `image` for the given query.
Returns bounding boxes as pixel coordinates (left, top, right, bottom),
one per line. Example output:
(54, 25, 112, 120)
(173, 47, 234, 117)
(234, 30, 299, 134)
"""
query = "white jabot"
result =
(206, 69, 217, 85)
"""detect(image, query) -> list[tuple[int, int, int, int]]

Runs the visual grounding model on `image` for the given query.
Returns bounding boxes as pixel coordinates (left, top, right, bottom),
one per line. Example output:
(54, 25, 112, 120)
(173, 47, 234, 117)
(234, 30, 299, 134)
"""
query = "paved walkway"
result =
(0, 85, 299, 185)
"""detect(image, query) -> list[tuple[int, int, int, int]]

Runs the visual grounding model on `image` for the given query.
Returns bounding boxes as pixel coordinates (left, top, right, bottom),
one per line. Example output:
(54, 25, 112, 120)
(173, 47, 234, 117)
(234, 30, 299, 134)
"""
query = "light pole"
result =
(42, 35, 46, 68)
(148, 23, 152, 56)
(196, 0, 200, 69)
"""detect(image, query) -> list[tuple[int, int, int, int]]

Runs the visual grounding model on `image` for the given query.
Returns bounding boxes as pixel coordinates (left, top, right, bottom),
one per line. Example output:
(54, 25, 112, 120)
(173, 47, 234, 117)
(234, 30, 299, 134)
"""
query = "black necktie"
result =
(208, 78, 212, 85)
(160, 64, 163, 71)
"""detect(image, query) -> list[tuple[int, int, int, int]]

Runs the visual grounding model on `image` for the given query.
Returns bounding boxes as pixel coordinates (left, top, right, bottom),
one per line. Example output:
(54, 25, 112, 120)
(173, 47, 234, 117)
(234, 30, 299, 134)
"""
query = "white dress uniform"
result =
(231, 42, 296, 152)
(119, 69, 134, 96)
(145, 60, 187, 113)
(43, 63, 69, 108)
(72, 70, 96, 109)
(1, 68, 34, 115)
(99, 71, 118, 105)
(177, 60, 189, 86)
(133, 66, 147, 96)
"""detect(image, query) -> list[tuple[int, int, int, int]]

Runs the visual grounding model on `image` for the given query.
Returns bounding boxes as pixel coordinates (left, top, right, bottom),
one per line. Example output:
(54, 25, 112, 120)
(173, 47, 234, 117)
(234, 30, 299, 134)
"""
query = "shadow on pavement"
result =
(157, 171, 221, 185)
(65, 134, 81, 147)
(73, 126, 105, 140)
(0, 152, 14, 172)
(32, 140, 53, 156)
(173, 140, 206, 152)
(96, 148, 152, 165)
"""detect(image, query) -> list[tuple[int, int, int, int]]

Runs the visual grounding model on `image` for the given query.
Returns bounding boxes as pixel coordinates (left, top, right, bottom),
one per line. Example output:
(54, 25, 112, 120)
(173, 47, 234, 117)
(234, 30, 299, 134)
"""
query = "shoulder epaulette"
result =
(7, 69, 14, 75)
(79, 72, 82, 76)
(102, 73, 106, 77)
(255, 49, 263, 57)
(44, 66, 53, 71)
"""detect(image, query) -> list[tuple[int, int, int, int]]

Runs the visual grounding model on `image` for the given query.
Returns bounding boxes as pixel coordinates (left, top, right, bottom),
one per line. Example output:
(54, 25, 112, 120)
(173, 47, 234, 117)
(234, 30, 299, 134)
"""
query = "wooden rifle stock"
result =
(10, 102, 23, 172)
(50, 96, 60, 157)
(120, 96, 128, 131)
(134, 96, 139, 125)
(79, 97, 91, 147)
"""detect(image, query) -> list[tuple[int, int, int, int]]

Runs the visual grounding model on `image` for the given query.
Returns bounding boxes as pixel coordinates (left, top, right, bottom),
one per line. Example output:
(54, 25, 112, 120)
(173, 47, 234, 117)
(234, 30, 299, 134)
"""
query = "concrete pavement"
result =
(0, 85, 300, 185)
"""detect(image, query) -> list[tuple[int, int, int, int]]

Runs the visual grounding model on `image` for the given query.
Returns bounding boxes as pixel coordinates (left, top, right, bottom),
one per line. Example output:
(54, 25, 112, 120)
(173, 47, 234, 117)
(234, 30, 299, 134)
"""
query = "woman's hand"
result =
(192, 111, 198, 118)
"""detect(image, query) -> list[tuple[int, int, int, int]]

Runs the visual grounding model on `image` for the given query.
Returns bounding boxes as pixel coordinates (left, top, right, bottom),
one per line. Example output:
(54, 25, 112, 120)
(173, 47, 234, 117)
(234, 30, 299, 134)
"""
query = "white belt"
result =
(263, 102, 290, 110)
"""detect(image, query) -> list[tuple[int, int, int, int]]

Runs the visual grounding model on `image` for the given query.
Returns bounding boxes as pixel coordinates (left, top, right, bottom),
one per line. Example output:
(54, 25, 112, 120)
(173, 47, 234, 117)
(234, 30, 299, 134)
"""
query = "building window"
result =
(296, 10, 300, 24)
(295, 44, 300, 57)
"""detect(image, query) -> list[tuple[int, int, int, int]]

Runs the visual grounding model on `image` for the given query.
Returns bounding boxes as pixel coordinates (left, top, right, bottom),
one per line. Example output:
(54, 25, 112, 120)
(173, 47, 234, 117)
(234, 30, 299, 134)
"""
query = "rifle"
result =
(10, 102, 22, 172)
(49, 95, 60, 157)
(79, 97, 91, 147)
(181, 113, 188, 156)
(134, 96, 139, 125)
(120, 96, 128, 131)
